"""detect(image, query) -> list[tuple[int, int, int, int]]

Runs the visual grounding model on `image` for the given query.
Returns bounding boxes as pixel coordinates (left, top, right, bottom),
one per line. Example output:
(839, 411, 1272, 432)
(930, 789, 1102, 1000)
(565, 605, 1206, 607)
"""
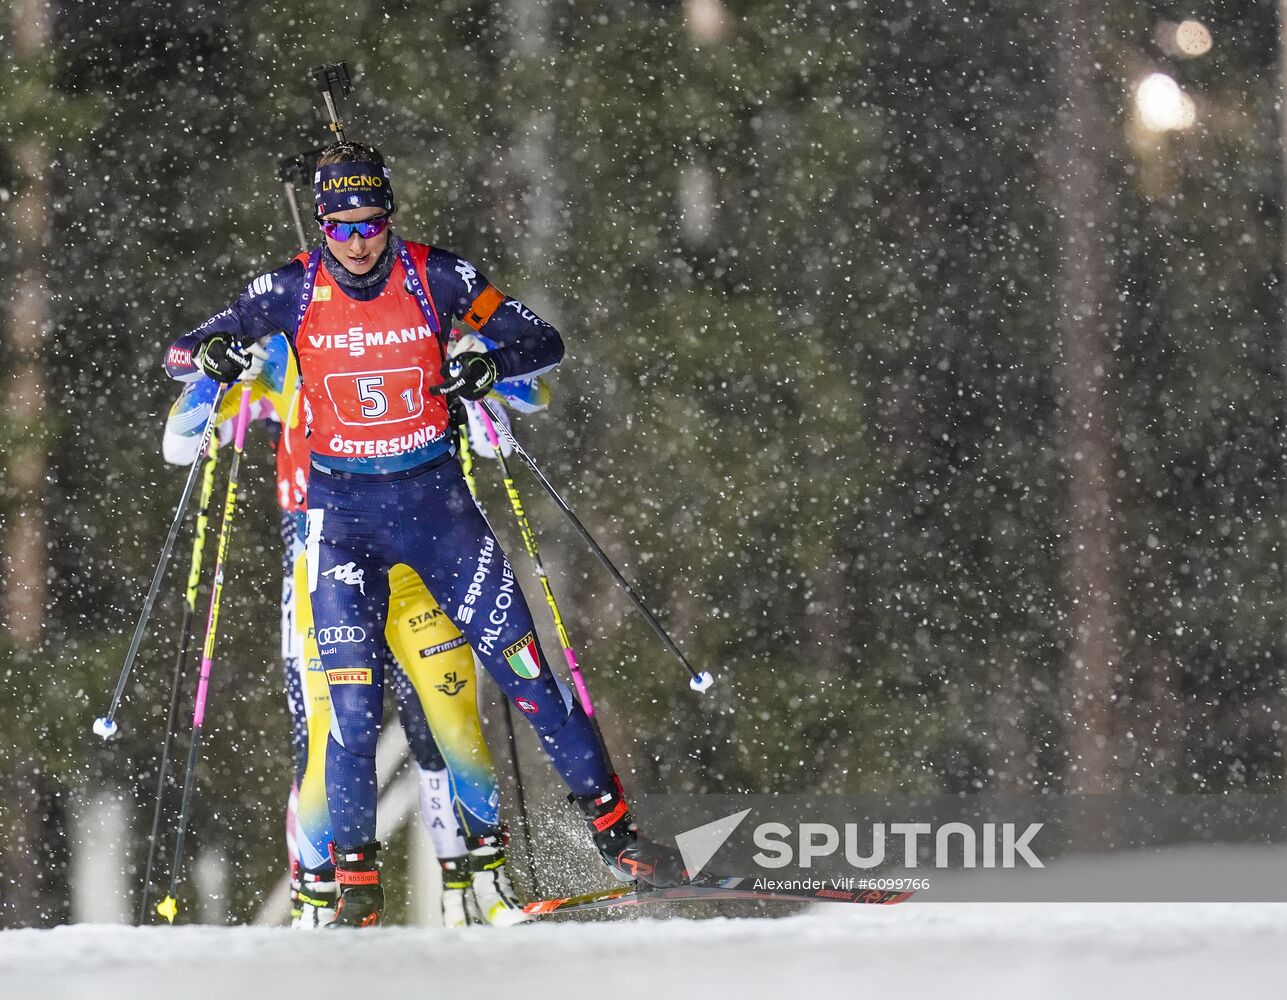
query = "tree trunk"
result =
(1054, 2, 1120, 795)
(4, 0, 51, 645)
(1, 0, 56, 928)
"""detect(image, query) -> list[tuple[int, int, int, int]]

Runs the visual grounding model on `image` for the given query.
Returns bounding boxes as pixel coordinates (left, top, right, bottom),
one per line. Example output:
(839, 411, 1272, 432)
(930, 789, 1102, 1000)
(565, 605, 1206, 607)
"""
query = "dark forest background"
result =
(1, 0, 1283, 924)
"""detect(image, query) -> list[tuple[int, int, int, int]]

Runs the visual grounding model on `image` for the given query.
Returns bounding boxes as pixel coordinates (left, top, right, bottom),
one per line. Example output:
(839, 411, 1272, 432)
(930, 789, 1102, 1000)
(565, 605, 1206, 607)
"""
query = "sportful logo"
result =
(455, 536, 494, 624)
(248, 273, 273, 298)
(317, 626, 367, 645)
(322, 562, 366, 595)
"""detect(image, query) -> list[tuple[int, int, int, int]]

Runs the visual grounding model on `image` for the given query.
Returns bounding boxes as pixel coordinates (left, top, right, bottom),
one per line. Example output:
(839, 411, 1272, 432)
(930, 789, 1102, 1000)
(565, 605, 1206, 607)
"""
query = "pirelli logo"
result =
(326, 668, 372, 685)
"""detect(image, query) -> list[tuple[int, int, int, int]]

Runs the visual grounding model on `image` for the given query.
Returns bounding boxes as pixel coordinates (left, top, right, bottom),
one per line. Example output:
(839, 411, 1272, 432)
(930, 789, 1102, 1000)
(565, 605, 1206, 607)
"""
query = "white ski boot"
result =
(291, 866, 338, 929)
(439, 855, 482, 927)
(467, 829, 530, 927)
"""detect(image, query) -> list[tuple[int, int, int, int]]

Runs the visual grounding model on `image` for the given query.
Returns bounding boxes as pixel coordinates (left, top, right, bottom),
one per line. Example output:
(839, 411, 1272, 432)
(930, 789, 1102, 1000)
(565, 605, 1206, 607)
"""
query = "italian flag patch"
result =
(504, 633, 541, 679)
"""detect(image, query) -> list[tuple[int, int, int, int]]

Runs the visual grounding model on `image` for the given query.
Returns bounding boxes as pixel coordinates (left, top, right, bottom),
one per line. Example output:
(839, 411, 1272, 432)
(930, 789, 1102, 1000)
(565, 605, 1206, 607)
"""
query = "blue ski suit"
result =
(166, 236, 612, 847)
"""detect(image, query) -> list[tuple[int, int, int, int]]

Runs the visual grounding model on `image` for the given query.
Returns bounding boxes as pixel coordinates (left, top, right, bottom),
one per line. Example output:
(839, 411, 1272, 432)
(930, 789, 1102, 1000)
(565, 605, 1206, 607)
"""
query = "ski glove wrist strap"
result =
(194, 336, 252, 384)
(431, 351, 499, 401)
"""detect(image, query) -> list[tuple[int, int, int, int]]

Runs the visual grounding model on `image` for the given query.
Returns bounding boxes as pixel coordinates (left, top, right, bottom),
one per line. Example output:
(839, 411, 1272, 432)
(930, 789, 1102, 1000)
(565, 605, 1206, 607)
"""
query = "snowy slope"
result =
(1, 904, 1284, 1000)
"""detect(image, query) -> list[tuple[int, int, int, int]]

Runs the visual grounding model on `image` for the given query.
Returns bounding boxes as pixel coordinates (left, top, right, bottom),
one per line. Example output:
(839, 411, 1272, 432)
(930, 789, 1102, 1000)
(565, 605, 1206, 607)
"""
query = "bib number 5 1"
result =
(325, 368, 425, 426)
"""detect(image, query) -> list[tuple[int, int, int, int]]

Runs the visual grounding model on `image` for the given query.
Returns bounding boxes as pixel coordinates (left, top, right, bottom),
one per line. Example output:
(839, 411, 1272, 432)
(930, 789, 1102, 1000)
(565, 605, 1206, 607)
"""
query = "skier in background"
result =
(164, 141, 683, 926)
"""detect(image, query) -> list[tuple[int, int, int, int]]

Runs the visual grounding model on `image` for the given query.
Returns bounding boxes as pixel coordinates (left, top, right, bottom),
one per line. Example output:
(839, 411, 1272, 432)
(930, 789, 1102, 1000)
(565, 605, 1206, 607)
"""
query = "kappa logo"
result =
(317, 626, 367, 645)
(455, 259, 478, 293)
(434, 671, 467, 696)
(322, 562, 366, 595)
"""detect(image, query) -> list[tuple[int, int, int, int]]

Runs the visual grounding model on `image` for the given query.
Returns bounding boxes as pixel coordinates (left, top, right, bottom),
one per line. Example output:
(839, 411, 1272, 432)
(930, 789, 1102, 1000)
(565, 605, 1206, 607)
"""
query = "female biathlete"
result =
(165, 366, 527, 928)
(164, 142, 682, 926)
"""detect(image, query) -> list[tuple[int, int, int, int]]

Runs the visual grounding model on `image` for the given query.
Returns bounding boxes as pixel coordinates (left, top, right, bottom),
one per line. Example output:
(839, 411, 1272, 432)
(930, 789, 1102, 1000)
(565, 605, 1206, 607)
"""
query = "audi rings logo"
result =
(317, 626, 368, 645)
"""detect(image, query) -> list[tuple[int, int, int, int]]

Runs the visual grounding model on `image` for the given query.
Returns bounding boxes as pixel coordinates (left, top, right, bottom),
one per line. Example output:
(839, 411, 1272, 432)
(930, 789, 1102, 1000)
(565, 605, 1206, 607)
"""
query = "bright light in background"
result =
(1174, 19, 1213, 57)
(1135, 73, 1197, 132)
(1155, 18, 1213, 59)
(685, 0, 731, 44)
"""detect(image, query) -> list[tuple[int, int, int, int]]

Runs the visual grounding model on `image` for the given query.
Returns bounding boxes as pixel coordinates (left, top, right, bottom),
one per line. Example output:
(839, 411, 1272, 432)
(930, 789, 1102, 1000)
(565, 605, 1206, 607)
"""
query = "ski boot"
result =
(328, 841, 383, 928)
(466, 827, 529, 926)
(290, 862, 338, 929)
(439, 855, 481, 928)
(572, 776, 688, 887)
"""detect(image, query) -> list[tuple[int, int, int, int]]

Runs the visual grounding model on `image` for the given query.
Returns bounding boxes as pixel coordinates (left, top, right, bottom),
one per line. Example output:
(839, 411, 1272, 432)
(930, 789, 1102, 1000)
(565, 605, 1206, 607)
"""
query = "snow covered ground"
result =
(2, 903, 1284, 1000)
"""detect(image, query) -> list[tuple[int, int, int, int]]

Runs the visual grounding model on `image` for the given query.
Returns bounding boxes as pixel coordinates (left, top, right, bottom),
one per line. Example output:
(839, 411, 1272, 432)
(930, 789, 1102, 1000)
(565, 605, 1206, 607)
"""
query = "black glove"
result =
(193, 335, 253, 384)
(430, 351, 498, 401)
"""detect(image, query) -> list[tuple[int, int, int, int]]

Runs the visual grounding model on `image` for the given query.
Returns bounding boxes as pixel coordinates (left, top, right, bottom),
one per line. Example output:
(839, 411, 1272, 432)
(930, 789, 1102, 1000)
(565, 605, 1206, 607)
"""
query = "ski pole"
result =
(473, 403, 597, 715)
(156, 386, 252, 925)
(137, 439, 221, 924)
(277, 149, 325, 252)
(474, 398, 714, 693)
(455, 409, 540, 895)
(94, 384, 229, 739)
